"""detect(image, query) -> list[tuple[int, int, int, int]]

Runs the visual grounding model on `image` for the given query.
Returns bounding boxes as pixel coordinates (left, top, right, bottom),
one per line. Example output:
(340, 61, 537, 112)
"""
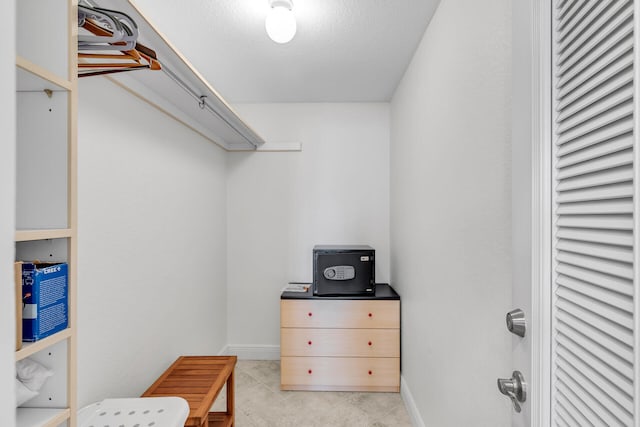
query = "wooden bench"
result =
(142, 356, 237, 427)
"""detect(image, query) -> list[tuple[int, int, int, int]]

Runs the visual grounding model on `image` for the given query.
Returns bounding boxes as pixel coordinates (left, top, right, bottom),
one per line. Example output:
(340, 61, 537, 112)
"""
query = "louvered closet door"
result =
(552, 0, 636, 425)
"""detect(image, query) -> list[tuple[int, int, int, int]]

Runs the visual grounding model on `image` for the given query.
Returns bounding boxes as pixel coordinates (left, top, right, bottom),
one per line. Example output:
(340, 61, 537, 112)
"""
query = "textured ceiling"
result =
(132, 0, 440, 103)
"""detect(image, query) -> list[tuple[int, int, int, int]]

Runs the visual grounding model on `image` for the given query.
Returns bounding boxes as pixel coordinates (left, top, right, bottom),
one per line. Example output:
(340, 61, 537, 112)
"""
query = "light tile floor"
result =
(212, 360, 413, 427)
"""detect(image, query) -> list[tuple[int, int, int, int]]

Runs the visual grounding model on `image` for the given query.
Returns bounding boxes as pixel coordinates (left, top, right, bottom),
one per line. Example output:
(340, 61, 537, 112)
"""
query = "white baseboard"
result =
(401, 375, 425, 427)
(221, 344, 280, 360)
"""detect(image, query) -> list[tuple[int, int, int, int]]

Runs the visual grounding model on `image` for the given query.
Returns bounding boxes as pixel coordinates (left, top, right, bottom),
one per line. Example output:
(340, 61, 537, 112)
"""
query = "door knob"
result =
(506, 308, 526, 337)
(497, 371, 526, 412)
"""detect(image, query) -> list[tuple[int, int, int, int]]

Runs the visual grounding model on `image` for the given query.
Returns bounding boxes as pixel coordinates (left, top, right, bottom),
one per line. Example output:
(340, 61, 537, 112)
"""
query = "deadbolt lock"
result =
(506, 308, 526, 337)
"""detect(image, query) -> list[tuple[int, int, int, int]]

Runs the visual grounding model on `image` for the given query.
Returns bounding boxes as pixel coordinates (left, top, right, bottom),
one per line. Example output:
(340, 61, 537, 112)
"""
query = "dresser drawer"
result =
(281, 357, 400, 392)
(280, 300, 399, 329)
(281, 328, 399, 357)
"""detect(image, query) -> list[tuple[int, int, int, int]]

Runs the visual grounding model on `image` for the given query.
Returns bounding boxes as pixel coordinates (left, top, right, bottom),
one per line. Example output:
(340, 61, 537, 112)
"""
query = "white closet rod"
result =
(160, 66, 258, 148)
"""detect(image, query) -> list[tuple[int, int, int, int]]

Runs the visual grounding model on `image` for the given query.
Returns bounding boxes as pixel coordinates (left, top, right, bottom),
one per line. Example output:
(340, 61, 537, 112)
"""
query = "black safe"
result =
(313, 245, 375, 296)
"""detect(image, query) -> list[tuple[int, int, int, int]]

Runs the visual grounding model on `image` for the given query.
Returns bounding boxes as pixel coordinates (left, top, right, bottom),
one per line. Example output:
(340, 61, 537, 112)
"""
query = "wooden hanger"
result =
(135, 43, 162, 71)
(78, 67, 152, 78)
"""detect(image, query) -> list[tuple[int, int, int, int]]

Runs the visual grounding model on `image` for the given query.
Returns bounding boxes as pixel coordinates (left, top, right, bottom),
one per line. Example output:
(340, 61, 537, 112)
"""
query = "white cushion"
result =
(16, 358, 53, 392)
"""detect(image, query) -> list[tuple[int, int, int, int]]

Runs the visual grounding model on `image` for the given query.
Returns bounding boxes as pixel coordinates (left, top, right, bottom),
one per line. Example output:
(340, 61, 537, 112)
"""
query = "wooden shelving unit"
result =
(16, 408, 71, 427)
(15, 229, 74, 243)
(17, 57, 73, 92)
(14, 1, 77, 426)
(15, 329, 73, 362)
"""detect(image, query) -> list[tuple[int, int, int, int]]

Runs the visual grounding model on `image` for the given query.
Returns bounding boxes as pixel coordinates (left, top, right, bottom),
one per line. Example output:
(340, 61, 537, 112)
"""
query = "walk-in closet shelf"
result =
(91, 0, 267, 151)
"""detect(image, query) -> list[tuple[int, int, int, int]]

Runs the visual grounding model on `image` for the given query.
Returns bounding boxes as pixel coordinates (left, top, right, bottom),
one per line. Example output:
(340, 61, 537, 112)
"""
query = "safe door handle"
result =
(497, 371, 526, 413)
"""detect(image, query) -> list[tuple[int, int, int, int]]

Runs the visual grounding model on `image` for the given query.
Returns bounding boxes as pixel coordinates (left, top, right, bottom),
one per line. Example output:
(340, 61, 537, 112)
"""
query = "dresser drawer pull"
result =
(308, 341, 312, 346)
(368, 341, 372, 346)
(368, 313, 373, 317)
(368, 370, 373, 375)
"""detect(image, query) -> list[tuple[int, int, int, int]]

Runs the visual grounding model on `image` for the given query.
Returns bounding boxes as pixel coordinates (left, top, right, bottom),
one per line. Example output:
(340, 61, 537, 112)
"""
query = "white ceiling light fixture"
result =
(265, 0, 296, 44)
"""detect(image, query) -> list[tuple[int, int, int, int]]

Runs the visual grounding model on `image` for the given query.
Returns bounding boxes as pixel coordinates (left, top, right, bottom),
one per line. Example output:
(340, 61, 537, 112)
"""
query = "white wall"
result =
(0, 0, 16, 424)
(227, 103, 390, 349)
(77, 77, 228, 406)
(389, 0, 512, 426)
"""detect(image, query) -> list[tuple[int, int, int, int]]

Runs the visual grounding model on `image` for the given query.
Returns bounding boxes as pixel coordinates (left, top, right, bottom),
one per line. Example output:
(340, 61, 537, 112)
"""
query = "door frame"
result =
(530, 0, 552, 425)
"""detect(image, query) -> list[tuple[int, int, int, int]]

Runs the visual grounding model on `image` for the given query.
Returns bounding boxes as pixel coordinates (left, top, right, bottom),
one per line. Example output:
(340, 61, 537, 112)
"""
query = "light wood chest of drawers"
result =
(280, 285, 400, 392)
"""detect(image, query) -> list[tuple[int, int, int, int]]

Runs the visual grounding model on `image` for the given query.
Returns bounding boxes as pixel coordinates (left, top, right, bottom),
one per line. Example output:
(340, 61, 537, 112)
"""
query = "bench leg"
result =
(227, 370, 235, 426)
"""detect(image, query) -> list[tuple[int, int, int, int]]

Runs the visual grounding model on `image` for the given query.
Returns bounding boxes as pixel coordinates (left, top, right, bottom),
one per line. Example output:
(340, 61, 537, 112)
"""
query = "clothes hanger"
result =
(78, 5, 126, 48)
(78, 18, 144, 76)
(77, 2, 162, 77)
(134, 42, 162, 71)
(79, 18, 142, 61)
(85, 7, 139, 51)
(78, 29, 161, 75)
(79, 66, 150, 78)
(95, 7, 138, 39)
(78, 62, 149, 69)
(78, 51, 142, 62)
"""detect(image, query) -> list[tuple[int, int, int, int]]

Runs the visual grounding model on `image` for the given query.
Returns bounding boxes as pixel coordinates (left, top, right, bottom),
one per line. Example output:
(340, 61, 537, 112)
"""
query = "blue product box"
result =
(21, 262, 68, 342)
